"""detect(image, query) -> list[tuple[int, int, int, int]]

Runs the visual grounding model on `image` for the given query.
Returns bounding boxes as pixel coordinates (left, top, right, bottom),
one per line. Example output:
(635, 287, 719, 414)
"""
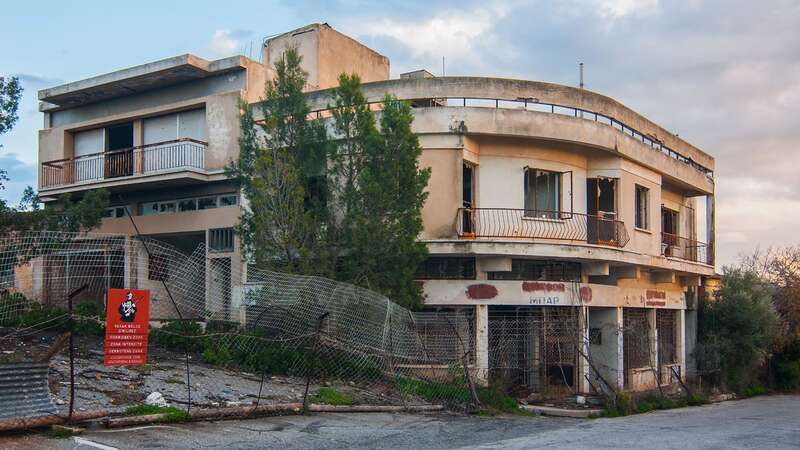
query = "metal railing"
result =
(661, 232, 712, 265)
(40, 138, 207, 189)
(456, 208, 630, 248)
(308, 95, 714, 179)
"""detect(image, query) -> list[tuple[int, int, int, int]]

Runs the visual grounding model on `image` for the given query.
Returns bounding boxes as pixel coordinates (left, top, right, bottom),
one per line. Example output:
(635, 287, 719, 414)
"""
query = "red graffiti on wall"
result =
(646, 300, 667, 307)
(646, 290, 666, 300)
(522, 282, 566, 293)
(466, 284, 499, 299)
(579, 286, 592, 303)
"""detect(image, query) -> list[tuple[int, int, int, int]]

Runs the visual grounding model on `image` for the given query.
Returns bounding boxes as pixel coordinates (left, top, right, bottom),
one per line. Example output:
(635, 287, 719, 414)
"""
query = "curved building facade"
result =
(35, 24, 714, 395)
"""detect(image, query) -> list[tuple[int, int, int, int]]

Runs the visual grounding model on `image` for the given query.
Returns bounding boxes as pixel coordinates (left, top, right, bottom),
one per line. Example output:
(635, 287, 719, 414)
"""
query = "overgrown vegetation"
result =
(125, 405, 190, 422)
(0, 292, 104, 336)
(228, 47, 430, 310)
(697, 268, 779, 393)
(597, 392, 709, 417)
(311, 387, 354, 405)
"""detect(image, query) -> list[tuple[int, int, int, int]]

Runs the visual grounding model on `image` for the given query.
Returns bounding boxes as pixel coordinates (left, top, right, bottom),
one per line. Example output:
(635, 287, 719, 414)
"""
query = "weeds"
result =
(311, 387, 354, 405)
(125, 405, 190, 422)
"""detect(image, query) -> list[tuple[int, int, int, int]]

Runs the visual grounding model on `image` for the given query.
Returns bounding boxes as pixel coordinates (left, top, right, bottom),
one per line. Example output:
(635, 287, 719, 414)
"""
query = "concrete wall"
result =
(263, 23, 389, 92)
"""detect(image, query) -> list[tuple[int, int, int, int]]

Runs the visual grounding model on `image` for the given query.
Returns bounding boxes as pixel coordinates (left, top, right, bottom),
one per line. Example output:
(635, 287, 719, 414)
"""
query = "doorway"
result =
(462, 163, 476, 235)
(586, 178, 618, 244)
(661, 207, 679, 256)
(105, 122, 134, 178)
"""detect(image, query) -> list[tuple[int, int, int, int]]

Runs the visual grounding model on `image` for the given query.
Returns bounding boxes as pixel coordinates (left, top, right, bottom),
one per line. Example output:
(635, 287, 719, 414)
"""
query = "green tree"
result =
(0, 76, 23, 189)
(698, 268, 780, 392)
(0, 76, 109, 236)
(329, 76, 430, 309)
(227, 48, 331, 275)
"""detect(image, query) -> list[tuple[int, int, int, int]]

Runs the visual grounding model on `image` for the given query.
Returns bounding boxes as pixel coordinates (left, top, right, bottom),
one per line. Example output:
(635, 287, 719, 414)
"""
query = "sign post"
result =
(104, 289, 150, 366)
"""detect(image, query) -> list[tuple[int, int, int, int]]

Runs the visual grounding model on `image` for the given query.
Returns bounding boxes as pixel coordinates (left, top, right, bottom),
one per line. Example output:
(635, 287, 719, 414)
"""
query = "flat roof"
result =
(38, 54, 257, 110)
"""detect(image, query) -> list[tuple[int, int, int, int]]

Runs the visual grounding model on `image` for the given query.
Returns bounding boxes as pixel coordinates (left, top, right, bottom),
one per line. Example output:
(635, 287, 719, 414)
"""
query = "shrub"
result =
(772, 337, 800, 391)
(149, 321, 204, 352)
(125, 405, 190, 422)
(698, 269, 780, 393)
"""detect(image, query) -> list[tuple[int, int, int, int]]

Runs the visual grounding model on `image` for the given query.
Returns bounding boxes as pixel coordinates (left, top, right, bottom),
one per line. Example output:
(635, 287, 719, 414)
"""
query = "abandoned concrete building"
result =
(33, 23, 716, 395)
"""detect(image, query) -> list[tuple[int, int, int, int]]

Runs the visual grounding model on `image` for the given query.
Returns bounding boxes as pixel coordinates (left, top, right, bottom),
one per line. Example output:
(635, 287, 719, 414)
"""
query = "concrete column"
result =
(578, 306, 591, 394)
(647, 309, 658, 375)
(475, 304, 489, 387)
(615, 307, 625, 389)
(677, 309, 686, 380)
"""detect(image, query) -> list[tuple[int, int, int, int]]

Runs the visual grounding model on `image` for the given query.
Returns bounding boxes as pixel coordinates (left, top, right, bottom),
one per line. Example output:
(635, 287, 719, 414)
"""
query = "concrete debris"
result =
(145, 392, 168, 407)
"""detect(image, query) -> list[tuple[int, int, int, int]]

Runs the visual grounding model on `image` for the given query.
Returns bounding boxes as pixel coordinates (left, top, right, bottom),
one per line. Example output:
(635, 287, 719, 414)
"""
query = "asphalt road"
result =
(3, 395, 799, 449)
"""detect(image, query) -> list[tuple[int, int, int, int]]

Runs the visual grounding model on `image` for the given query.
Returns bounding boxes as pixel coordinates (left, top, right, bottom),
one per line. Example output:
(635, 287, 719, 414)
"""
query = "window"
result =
(102, 207, 127, 218)
(141, 202, 159, 216)
(524, 168, 561, 218)
(488, 259, 581, 282)
(139, 194, 237, 216)
(178, 199, 197, 212)
(415, 257, 476, 280)
(635, 185, 650, 230)
(209, 228, 235, 252)
(198, 197, 218, 210)
(148, 254, 169, 281)
(219, 195, 238, 207)
(158, 202, 176, 214)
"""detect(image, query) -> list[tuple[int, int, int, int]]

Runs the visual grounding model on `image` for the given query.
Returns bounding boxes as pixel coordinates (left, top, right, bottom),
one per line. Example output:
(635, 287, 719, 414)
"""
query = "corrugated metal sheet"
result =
(0, 362, 57, 420)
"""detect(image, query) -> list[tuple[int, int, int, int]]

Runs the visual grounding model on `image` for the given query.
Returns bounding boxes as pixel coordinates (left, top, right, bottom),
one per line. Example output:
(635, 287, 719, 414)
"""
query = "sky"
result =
(1, 0, 798, 268)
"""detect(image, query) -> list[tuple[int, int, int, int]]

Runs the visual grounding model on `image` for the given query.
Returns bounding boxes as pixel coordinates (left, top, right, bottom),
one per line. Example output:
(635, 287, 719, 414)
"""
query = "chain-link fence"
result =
(0, 231, 480, 429)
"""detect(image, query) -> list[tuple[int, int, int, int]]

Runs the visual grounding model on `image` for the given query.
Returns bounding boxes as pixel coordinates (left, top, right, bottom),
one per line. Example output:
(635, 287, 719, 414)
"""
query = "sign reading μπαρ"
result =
(104, 288, 150, 366)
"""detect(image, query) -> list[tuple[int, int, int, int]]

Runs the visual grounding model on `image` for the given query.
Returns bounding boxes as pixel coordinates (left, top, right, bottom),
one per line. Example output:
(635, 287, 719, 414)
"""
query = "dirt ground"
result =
(0, 328, 405, 414)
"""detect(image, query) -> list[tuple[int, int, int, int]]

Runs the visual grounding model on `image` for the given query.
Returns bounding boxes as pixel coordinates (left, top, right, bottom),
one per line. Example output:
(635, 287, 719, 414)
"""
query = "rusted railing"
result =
(307, 94, 714, 179)
(661, 232, 712, 265)
(456, 208, 630, 248)
(40, 138, 206, 189)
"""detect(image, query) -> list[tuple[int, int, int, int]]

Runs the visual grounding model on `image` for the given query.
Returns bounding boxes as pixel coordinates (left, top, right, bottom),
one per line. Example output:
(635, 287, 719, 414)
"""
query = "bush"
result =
(149, 321, 204, 352)
(772, 337, 800, 391)
(698, 269, 780, 393)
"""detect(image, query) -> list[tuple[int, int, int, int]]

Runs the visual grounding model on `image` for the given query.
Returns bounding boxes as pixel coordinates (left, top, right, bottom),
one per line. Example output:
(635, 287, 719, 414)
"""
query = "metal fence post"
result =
(302, 312, 330, 412)
(66, 284, 88, 421)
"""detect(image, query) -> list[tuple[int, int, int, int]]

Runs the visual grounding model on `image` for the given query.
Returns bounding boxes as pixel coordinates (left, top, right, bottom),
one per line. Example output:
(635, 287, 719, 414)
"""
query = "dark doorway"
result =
(462, 163, 475, 235)
(587, 178, 618, 244)
(105, 122, 134, 178)
(661, 207, 679, 257)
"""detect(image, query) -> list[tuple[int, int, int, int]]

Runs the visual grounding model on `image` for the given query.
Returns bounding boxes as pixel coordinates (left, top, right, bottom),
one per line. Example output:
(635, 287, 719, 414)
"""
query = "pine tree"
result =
(227, 48, 330, 275)
(329, 81, 431, 309)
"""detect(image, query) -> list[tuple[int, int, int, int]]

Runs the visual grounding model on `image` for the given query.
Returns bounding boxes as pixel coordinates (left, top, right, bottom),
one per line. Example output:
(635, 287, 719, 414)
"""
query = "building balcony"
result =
(661, 232, 713, 265)
(40, 138, 207, 190)
(456, 208, 630, 248)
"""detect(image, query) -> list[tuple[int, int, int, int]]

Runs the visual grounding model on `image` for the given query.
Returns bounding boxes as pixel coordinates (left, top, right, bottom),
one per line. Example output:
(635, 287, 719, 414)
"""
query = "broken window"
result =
(415, 257, 476, 280)
(635, 185, 649, 230)
(488, 259, 581, 282)
(524, 168, 561, 218)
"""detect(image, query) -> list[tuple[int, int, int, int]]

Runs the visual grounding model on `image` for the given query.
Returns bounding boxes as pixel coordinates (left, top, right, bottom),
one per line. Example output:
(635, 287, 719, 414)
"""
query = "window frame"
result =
(635, 184, 650, 230)
(524, 168, 562, 219)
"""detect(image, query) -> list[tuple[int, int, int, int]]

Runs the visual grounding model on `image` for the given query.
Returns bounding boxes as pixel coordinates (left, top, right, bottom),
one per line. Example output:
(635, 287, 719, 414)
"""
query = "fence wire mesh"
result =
(0, 231, 480, 422)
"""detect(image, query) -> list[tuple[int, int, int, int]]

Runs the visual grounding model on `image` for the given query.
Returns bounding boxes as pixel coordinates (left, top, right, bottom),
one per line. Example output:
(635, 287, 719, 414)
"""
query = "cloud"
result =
(206, 29, 254, 58)
(354, 4, 510, 68)
(10, 73, 62, 87)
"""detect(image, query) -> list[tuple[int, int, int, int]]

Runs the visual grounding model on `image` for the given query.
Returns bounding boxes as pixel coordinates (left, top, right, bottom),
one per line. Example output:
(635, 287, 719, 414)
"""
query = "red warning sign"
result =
(104, 289, 150, 366)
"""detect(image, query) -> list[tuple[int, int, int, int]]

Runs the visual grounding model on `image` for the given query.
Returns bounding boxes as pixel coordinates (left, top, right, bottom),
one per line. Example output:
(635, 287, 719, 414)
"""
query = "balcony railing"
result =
(661, 232, 712, 265)
(456, 208, 630, 248)
(41, 138, 207, 189)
